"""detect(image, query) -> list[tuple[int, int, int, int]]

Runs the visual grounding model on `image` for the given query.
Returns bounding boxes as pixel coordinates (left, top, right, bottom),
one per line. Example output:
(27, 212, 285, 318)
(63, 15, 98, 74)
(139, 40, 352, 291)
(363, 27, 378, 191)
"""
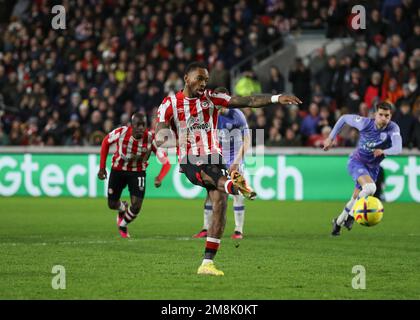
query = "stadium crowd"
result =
(0, 0, 419, 149)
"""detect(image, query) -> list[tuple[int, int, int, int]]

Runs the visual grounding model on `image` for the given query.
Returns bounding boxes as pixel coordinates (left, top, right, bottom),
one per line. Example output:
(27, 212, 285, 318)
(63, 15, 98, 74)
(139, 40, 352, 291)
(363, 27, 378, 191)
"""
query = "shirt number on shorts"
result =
(138, 177, 145, 189)
(221, 169, 228, 177)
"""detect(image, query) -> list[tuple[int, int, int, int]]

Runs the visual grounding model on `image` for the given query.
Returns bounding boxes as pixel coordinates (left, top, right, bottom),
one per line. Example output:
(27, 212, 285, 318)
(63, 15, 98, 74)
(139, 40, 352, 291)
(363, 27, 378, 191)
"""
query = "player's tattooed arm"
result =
(229, 95, 272, 108)
(228, 94, 302, 108)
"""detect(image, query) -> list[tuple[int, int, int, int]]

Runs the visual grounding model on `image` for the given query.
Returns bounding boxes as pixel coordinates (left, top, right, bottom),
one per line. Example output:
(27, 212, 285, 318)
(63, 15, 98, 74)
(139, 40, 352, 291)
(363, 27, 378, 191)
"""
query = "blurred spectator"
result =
(288, 58, 311, 109)
(394, 101, 416, 147)
(85, 110, 104, 139)
(413, 112, 420, 149)
(364, 72, 382, 109)
(315, 55, 339, 98)
(406, 22, 420, 57)
(208, 60, 229, 89)
(390, 6, 411, 40)
(367, 9, 389, 43)
(264, 66, 285, 94)
(326, 0, 348, 38)
(316, 106, 334, 133)
(234, 71, 262, 96)
(0, 123, 10, 145)
(342, 68, 364, 113)
(382, 77, 404, 104)
(307, 125, 332, 147)
(0, 0, 419, 150)
(266, 127, 282, 146)
(300, 103, 320, 142)
(279, 127, 301, 147)
(285, 104, 302, 135)
(250, 110, 269, 146)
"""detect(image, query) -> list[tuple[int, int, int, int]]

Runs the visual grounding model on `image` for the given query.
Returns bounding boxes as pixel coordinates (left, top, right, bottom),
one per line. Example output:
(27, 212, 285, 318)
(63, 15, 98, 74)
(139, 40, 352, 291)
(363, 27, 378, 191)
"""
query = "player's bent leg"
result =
(118, 196, 144, 239)
(194, 194, 211, 238)
(208, 190, 227, 239)
(108, 199, 128, 225)
(117, 172, 146, 238)
(332, 188, 359, 236)
(336, 188, 359, 226)
(357, 179, 377, 199)
(108, 199, 124, 211)
(119, 196, 143, 223)
(232, 194, 244, 239)
(197, 190, 227, 276)
(198, 164, 241, 197)
(342, 188, 360, 231)
(342, 176, 376, 232)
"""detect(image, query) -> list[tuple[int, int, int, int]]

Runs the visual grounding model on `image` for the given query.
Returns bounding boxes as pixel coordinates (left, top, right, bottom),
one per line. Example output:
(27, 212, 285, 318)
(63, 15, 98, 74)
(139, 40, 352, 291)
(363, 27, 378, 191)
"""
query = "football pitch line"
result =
(1, 233, 419, 247)
(0, 236, 198, 247)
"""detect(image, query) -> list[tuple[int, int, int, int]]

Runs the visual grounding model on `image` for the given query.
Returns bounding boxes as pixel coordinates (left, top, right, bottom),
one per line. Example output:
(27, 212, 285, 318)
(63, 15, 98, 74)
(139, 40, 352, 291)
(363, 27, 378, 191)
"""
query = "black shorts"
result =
(179, 153, 229, 190)
(107, 169, 146, 201)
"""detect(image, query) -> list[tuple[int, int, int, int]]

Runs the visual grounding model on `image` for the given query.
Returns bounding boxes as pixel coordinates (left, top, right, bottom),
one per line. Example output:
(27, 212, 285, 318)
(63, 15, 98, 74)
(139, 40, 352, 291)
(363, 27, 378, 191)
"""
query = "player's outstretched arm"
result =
(228, 94, 302, 109)
(323, 114, 369, 151)
(98, 128, 123, 179)
(151, 139, 171, 188)
(98, 135, 110, 180)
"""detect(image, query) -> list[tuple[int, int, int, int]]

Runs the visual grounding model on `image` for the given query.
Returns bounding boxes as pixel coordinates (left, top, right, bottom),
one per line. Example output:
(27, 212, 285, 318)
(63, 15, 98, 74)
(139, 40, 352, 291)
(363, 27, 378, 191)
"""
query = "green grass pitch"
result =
(0, 197, 419, 299)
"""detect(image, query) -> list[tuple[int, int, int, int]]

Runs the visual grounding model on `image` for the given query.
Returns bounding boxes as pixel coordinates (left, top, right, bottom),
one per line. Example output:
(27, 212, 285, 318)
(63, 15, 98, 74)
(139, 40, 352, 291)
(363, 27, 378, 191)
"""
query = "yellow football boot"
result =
(230, 170, 257, 200)
(197, 262, 224, 276)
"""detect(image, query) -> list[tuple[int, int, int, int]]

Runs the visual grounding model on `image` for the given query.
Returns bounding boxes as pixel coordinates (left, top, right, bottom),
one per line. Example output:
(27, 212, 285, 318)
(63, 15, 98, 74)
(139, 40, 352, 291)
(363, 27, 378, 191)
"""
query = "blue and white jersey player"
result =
(193, 87, 251, 240)
(323, 102, 402, 236)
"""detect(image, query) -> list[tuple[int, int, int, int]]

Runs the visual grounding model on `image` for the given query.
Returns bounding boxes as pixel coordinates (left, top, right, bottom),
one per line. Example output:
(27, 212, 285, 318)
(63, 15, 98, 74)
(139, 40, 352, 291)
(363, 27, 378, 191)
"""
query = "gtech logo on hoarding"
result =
(0, 154, 419, 202)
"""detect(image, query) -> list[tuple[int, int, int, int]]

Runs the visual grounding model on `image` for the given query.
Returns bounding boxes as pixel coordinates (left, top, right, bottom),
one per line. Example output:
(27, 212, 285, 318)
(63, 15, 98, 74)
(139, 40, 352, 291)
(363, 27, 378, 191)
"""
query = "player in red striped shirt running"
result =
(155, 62, 302, 276)
(98, 112, 171, 238)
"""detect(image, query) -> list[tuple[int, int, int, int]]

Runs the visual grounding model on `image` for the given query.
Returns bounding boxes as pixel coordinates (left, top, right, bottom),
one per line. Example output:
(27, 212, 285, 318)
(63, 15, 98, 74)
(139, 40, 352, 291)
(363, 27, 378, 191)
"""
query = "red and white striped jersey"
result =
(102, 127, 161, 172)
(157, 89, 231, 159)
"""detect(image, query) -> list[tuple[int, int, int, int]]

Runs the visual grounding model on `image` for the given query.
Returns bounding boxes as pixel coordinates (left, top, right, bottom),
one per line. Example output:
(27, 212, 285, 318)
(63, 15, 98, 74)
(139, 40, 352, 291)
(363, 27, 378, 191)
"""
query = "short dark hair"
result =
(131, 111, 147, 124)
(375, 101, 394, 112)
(184, 62, 207, 75)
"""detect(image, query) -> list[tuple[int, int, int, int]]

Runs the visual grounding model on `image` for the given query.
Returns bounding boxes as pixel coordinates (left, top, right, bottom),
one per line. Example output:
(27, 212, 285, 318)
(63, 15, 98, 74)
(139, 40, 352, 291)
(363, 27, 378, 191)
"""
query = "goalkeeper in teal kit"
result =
(323, 102, 402, 236)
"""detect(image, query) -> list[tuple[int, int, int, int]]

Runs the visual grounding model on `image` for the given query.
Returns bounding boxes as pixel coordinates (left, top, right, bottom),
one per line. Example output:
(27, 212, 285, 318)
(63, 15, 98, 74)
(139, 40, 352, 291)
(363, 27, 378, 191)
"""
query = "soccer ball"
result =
(352, 196, 384, 227)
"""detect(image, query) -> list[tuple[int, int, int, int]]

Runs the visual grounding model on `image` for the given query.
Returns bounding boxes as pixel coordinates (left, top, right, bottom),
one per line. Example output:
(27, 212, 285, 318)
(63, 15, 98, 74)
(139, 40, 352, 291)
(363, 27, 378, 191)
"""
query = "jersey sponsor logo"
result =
(361, 141, 379, 152)
(186, 117, 211, 133)
(201, 101, 210, 109)
(120, 153, 144, 161)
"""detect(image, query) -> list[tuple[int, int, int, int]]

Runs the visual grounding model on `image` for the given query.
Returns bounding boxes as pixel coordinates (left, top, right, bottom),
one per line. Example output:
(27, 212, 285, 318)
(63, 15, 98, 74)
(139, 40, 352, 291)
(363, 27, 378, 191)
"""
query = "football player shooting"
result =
(323, 102, 402, 236)
(98, 112, 171, 238)
(155, 62, 302, 276)
(193, 87, 251, 240)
